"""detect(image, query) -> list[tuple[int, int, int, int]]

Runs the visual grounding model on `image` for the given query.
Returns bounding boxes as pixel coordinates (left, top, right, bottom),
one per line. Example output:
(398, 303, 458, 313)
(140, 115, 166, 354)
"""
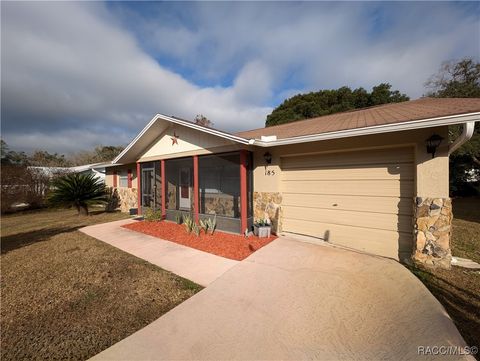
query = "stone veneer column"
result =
(413, 197, 453, 269)
(253, 192, 282, 235)
(116, 188, 138, 213)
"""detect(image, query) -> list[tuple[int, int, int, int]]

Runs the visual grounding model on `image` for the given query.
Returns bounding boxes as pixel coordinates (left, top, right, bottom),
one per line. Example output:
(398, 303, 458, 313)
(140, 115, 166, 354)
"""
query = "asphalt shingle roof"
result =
(236, 97, 480, 140)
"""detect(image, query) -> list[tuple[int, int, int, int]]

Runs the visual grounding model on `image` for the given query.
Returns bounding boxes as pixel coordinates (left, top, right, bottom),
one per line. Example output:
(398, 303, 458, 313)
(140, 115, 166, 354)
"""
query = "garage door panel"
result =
(282, 193, 413, 215)
(283, 206, 412, 232)
(282, 163, 414, 181)
(281, 179, 414, 197)
(281, 148, 413, 169)
(282, 219, 412, 259)
(280, 147, 414, 261)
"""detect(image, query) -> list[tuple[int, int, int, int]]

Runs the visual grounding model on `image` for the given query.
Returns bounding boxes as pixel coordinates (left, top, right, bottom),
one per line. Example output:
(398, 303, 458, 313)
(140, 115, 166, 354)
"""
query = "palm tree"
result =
(48, 173, 107, 215)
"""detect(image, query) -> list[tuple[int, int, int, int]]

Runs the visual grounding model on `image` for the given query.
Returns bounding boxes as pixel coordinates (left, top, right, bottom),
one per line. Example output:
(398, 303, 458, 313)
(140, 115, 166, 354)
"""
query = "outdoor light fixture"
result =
(264, 152, 272, 164)
(426, 134, 444, 159)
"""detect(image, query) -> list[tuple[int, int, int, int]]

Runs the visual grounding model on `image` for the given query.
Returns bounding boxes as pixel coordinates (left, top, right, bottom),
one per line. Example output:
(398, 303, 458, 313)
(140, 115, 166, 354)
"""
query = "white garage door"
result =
(281, 147, 414, 260)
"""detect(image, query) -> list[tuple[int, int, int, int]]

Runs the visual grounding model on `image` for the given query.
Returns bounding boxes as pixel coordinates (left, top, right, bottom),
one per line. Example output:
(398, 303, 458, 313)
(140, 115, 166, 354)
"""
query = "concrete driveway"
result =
(92, 237, 471, 360)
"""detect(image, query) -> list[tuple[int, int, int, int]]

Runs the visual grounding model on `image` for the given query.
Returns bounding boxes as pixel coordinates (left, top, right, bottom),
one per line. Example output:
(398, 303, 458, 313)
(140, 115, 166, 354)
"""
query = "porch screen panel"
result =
(199, 153, 240, 218)
(165, 157, 193, 211)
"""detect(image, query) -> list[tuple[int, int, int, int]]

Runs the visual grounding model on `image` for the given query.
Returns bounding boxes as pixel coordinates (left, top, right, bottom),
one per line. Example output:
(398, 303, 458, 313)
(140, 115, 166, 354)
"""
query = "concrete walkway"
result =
(91, 236, 471, 361)
(80, 219, 238, 286)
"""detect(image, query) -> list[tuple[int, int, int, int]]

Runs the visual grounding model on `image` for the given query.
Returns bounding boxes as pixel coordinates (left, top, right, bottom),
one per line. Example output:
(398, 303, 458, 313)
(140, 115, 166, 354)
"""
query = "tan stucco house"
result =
(105, 97, 480, 268)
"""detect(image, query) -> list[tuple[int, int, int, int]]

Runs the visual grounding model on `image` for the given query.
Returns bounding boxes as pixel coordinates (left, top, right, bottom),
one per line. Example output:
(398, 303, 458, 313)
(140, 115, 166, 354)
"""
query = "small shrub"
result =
(255, 218, 270, 227)
(144, 207, 162, 222)
(105, 187, 120, 212)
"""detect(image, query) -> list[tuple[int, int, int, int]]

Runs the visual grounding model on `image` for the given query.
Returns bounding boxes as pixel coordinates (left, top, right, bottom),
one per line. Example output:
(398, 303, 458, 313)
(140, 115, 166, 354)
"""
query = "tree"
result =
(1, 140, 29, 165)
(47, 173, 107, 215)
(70, 145, 124, 165)
(265, 83, 409, 127)
(425, 58, 480, 196)
(29, 150, 72, 167)
(194, 114, 214, 128)
(425, 58, 480, 98)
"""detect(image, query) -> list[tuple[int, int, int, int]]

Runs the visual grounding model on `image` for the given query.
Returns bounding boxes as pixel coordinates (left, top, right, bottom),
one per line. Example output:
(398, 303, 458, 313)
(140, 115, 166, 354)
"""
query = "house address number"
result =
(264, 168, 275, 176)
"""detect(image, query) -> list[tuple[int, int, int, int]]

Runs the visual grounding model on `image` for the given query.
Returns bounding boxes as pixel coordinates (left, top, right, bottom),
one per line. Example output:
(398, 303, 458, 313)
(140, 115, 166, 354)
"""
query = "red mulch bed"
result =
(122, 221, 276, 261)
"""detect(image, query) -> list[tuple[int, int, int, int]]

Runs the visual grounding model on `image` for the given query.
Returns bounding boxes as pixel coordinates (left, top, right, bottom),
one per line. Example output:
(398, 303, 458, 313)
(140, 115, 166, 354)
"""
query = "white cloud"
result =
(125, 2, 478, 96)
(1, 2, 272, 153)
(1, 1, 478, 154)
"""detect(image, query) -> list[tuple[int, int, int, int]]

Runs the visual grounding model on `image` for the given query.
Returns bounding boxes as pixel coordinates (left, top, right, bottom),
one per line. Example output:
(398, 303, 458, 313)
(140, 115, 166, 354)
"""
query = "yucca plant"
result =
(48, 173, 107, 215)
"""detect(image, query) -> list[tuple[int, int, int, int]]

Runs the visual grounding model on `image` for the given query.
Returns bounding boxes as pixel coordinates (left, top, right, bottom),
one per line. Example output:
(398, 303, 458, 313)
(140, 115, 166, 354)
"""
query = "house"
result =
(29, 162, 109, 182)
(70, 162, 110, 182)
(106, 97, 480, 268)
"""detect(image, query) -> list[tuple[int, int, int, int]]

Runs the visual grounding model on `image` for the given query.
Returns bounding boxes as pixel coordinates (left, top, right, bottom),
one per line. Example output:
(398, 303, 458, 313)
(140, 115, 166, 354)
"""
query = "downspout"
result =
(448, 121, 476, 155)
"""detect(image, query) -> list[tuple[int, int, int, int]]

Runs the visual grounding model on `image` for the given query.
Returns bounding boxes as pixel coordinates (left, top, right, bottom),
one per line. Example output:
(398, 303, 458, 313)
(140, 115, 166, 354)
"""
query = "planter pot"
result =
(253, 225, 271, 238)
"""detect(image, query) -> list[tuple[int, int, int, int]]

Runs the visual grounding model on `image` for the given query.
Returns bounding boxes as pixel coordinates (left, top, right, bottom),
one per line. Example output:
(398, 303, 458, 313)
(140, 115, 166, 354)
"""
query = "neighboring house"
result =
(106, 98, 480, 268)
(70, 162, 110, 182)
(28, 166, 70, 176)
(29, 162, 109, 181)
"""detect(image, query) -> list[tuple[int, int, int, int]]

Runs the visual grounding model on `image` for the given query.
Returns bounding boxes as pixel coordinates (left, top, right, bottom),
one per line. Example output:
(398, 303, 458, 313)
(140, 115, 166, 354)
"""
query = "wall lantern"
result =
(426, 134, 444, 159)
(264, 152, 272, 164)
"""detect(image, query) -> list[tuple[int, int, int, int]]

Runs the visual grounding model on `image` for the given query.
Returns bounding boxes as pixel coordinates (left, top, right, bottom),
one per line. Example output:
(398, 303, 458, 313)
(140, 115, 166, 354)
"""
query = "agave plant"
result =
(183, 213, 194, 233)
(48, 173, 107, 215)
(200, 215, 217, 235)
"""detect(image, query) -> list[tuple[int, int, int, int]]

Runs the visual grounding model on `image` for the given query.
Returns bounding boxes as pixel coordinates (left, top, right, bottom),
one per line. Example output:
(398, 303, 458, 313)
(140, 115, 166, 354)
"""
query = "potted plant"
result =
(253, 218, 271, 238)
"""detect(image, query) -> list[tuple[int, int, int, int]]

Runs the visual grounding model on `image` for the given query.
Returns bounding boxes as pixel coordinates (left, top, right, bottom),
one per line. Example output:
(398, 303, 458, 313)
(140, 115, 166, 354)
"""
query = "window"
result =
(119, 171, 128, 187)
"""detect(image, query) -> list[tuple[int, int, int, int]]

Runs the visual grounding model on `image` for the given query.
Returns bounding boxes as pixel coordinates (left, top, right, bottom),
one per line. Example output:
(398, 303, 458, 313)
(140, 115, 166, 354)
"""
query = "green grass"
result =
(1, 208, 203, 360)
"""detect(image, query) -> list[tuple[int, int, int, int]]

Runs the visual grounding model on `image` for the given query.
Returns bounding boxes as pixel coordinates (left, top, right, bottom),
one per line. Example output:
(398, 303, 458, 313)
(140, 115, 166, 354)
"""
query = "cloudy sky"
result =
(1, 1, 479, 154)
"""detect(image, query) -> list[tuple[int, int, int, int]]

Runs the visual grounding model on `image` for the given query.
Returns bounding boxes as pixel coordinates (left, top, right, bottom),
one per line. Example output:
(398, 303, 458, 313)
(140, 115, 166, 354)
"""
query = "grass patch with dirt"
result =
(1, 209, 203, 360)
(409, 197, 480, 352)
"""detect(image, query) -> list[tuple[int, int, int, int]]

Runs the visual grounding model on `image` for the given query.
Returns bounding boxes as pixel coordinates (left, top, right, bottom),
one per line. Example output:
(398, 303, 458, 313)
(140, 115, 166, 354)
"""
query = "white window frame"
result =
(118, 171, 128, 188)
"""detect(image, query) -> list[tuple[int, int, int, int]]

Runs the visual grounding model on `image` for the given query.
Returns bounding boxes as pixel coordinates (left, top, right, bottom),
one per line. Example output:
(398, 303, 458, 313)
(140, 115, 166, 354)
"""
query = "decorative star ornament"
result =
(171, 131, 179, 145)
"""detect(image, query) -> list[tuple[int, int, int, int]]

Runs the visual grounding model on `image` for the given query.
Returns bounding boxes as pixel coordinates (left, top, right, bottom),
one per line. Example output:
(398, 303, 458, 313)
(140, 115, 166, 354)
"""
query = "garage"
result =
(280, 147, 414, 260)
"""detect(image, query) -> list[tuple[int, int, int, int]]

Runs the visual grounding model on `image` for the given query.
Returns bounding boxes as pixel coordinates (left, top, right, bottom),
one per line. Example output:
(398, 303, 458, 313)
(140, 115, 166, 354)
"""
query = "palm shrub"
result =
(48, 173, 107, 215)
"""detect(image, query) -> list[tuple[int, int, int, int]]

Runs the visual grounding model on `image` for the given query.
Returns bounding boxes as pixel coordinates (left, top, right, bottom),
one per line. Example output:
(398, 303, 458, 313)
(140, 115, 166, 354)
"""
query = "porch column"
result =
(193, 155, 199, 223)
(161, 159, 166, 219)
(136, 162, 142, 215)
(413, 127, 451, 268)
(240, 149, 248, 234)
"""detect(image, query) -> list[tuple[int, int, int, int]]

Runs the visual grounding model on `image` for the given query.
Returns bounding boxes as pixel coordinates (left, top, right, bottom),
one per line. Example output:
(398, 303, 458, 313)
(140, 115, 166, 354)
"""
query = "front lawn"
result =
(409, 197, 480, 352)
(1, 209, 202, 360)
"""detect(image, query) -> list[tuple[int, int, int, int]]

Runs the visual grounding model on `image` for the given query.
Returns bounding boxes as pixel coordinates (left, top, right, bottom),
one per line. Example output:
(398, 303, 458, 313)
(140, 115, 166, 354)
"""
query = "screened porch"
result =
(138, 151, 253, 234)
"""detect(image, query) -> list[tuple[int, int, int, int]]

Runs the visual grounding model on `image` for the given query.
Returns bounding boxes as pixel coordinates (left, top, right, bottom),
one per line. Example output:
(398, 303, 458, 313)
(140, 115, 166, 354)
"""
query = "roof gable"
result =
(113, 114, 249, 164)
(139, 124, 234, 160)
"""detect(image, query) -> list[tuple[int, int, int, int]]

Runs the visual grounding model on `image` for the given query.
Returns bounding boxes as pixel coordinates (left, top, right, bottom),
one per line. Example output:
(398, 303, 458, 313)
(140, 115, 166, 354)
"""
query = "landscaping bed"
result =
(1, 209, 202, 361)
(123, 220, 277, 260)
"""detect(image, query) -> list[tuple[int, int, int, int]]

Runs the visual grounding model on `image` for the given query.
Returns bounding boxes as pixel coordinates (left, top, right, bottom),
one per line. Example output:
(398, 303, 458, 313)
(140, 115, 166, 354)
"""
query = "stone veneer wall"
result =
(116, 187, 138, 213)
(202, 194, 239, 218)
(413, 197, 452, 269)
(253, 192, 282, 235)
